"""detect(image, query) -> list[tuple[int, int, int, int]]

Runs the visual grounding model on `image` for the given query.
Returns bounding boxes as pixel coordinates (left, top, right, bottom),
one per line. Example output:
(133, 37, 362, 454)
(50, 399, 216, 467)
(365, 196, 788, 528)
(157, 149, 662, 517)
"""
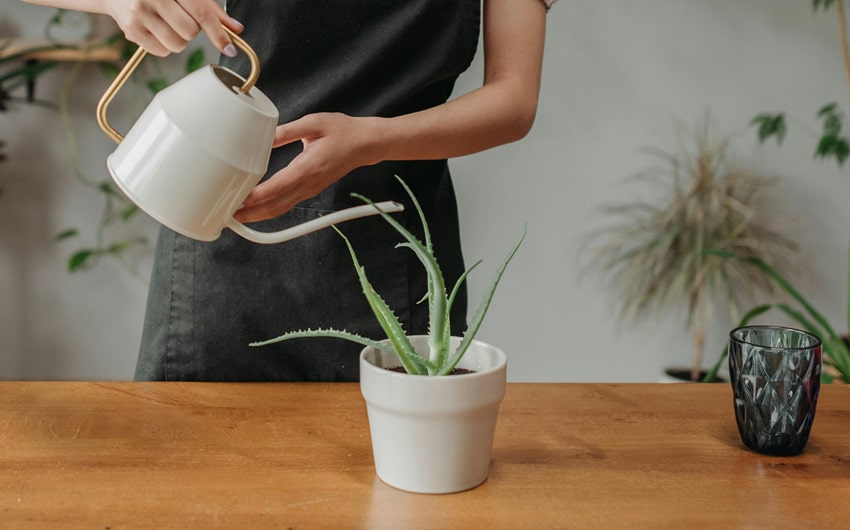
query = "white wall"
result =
(3, 1, 849, 381)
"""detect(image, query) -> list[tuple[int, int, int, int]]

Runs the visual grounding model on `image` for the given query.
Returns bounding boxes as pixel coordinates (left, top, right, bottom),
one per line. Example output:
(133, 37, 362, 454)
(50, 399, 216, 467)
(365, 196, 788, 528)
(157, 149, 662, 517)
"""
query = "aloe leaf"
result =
(250, 328, 394, 352)
(394, 241, 449, 363)
(439, 226, 526, 375)
(440, 259, 482, 366)
(335, 226, 428, 375)
(351, 191, 449, 367)
(393, 175, 432, 252)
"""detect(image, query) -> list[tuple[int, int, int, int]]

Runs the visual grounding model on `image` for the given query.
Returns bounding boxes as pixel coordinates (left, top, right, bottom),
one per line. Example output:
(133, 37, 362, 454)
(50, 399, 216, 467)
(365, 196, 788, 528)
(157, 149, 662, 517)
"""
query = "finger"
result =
(116, 9, 175, 56)
(273, 116, 321, 148)
(233, 191, 300, 224)
(153, 1, 202, 43)
(177, 0, 244, 57)
(241, 174, 298, 211)
(234, 165, 309, 223)
(143, 14, 193, 53)
(123, 28, 171, 56)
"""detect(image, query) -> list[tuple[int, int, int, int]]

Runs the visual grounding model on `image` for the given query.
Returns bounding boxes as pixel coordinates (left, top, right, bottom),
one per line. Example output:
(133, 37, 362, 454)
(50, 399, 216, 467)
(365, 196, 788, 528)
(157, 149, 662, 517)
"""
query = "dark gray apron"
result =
(135, 0, 480, 381)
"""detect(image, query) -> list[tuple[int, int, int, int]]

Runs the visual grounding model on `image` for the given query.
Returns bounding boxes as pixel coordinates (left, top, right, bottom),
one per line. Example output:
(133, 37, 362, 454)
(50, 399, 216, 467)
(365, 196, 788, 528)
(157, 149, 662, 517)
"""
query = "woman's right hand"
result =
(103, 0, 243, 57)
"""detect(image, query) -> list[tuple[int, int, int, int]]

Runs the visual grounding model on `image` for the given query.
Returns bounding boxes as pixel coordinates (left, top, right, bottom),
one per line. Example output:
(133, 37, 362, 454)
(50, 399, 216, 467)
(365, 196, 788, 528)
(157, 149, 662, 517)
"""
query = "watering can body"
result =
(107, 64, 278, 241)
(96, 28, 402, 244)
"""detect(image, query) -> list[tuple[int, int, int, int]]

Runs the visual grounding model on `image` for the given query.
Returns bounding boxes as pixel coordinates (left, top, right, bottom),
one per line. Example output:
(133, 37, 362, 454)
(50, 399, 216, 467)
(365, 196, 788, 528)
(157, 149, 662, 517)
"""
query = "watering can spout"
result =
(225, 201, 405, 244)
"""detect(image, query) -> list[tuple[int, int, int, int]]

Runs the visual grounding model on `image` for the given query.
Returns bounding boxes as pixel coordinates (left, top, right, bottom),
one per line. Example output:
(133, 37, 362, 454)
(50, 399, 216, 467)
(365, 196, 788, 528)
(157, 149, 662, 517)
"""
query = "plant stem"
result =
(691, 315, 706, 382)
(836, 0, 850, 109)
(59, 57, 100, 187)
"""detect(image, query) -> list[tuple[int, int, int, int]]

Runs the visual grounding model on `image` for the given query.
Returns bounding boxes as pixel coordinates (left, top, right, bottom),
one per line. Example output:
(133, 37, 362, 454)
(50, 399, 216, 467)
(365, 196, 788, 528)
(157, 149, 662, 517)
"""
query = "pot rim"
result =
(359, 335, 507, 380)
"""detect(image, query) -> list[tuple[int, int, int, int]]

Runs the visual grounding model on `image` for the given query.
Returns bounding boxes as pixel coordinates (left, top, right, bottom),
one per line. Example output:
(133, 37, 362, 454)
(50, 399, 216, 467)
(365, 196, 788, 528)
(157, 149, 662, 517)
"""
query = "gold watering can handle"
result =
(96, 26, 261, 144)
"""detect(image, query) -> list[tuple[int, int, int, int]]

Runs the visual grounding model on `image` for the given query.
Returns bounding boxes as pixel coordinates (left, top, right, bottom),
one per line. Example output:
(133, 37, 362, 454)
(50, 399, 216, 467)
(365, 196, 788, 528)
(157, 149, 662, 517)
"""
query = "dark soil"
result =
(386, 366, 476, 375)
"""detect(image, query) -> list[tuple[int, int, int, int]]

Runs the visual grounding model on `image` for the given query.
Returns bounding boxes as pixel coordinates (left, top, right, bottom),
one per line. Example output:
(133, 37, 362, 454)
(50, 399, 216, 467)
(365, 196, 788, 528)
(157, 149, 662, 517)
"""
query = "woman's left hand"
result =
(233, 113, 379, 223)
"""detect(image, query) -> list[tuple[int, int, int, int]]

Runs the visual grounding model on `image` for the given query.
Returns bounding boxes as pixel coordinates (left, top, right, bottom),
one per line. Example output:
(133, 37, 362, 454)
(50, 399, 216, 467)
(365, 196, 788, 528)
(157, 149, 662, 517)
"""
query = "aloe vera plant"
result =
(251, 176, 524, 376)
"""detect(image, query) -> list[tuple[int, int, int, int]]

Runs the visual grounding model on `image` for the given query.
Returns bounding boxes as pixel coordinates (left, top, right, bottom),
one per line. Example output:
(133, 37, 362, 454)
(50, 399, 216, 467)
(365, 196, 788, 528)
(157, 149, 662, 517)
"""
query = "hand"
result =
(233, 113, 381, 223)
(104, 0, 244, 57)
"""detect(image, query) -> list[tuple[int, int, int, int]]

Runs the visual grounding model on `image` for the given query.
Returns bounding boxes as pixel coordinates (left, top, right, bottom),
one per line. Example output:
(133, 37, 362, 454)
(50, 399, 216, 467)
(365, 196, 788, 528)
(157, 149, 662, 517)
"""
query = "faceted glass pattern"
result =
(729, 326, 822, 456)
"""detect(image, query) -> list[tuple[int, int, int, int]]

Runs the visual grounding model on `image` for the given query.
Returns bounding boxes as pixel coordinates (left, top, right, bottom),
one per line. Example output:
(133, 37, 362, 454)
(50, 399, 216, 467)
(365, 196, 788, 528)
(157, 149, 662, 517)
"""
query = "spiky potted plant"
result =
(252, 175, 524, 494)
(585, 117, 800, 382)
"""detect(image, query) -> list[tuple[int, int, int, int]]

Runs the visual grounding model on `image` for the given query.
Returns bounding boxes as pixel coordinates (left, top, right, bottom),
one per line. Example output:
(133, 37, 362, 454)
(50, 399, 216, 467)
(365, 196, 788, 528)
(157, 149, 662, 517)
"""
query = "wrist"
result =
(359, 116, 391, 166)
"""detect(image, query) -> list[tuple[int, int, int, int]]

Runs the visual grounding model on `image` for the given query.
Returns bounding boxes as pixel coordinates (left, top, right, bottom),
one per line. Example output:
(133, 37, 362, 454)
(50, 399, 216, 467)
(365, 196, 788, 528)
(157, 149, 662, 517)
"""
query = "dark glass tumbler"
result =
(728, 326, 822, 456)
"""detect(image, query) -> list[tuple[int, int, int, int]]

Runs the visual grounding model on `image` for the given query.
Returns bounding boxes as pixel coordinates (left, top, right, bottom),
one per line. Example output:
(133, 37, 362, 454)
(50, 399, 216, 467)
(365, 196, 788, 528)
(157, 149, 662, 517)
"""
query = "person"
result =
(23, 0, 553, 381)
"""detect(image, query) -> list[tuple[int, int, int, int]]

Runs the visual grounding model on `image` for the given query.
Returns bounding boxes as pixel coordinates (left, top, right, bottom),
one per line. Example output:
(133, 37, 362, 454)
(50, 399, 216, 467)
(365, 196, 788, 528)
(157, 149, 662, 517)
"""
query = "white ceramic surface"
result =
(360, 336, 507, 494)
(105, 64, 403, 244)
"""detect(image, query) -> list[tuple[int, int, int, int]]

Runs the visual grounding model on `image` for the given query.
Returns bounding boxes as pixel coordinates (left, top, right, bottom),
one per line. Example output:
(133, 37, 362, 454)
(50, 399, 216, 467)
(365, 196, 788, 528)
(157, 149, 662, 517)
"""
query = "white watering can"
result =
(95, 27, 402, 244)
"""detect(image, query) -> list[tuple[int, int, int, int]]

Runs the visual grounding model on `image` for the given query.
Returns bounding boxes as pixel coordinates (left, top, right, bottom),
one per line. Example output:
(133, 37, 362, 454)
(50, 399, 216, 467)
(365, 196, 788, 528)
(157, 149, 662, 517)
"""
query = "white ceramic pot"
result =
(360, 336, 507, 494)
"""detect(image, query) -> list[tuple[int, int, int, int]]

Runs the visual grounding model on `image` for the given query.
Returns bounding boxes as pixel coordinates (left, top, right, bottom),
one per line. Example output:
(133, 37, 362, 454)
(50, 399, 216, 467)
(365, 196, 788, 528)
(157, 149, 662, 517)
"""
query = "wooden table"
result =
(1, 382, 848, 528)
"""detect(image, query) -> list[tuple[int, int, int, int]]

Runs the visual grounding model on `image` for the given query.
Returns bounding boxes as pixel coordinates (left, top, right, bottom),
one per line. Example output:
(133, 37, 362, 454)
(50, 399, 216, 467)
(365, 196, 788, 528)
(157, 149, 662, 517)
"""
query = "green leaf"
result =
(750, 113, 786, 145)
(99, 62, 120, 80)
(703, 303, 773, 382)
(68, 249, 95, 272)
(54, 229, 79, 241)
(817, 102, 838, 117)
(249, 175, 521, 377)
(107, 241, 129, 254)
(103, 32, 125, 47)
(816, 134, 838, 157)
(121, 41, 138, 61)
(147, 78, 168, 94)
(823, 114, 842, 136)
(445, 259, 483, 341)
(815, 134, 849, 165)
(707, 249, 840, 340)
(440, 225, 526, 375)
(0, 60, 59, 86)
(335, 226, 427, 374)
(120, 204, 139, 221)
(814, 0, 836, 12)
(707, 249, 850, 383)
(352, 178, 450, 367)
(185, 48, 205, 73)
(250, 328, 394, 352)
(834, 139, 850, 165)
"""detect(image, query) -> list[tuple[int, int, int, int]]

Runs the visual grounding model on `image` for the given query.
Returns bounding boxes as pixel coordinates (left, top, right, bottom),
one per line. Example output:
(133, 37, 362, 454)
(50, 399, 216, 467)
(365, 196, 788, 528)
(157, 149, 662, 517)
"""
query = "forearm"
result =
(367, 0, 547, 163)
(21, 0, 240, 56)
(21, 0, 108, 15)
(368, 83, 540, 163)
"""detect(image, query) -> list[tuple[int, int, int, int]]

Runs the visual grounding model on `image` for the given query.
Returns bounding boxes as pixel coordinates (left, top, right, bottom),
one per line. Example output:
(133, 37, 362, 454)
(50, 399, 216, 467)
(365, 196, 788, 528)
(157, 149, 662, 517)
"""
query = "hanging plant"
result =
(43, 11, 206, 273)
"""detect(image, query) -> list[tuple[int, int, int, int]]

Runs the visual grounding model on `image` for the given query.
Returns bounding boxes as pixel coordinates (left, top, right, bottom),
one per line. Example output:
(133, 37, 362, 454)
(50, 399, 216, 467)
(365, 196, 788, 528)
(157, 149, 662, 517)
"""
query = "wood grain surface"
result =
(1, 382, 848, 528)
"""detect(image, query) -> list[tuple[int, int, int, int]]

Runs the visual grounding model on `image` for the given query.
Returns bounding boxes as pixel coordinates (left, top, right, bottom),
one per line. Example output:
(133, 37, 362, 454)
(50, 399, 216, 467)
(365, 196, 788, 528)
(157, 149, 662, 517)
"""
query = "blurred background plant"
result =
(0, 39, 61, 165)
(751, 0, 850, 167)
(2, 9, 205, 274)
(49, 10, 205, 273)
(585, 115, 800, 382)
(708, 0, 850, 384)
